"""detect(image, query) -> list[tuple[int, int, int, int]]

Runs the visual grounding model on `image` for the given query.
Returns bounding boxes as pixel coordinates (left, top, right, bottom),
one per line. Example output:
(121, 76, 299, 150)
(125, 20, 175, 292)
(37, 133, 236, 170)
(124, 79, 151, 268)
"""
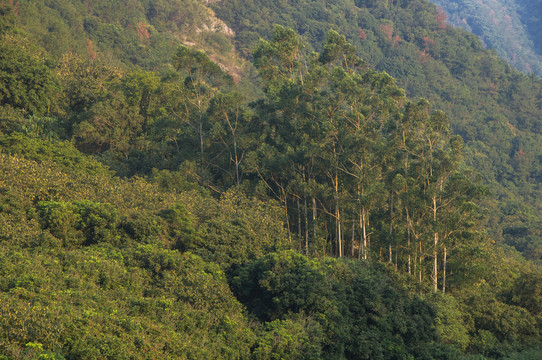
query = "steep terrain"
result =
(0, 0, 541, 359)
(213, 0, 542, 262)
(431, 0, 542, 77)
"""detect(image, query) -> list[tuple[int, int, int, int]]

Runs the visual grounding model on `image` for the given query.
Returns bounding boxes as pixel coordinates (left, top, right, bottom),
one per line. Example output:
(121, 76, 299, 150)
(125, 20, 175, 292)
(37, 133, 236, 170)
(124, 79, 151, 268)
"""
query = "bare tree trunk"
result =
(312, 196, 317, 248)
(419, 240, 423, 284)
(351, 218, 356, 257)
(234, 139, 240, 186)
(336, 204, 342, 257)
(406, 208, 411, 275)
(335, 173, 342, 258)
(413, 251, 417, 280)
(282, 187, 291, 243)
(361, 208, 368, 260)
(389, 192, 393, 263)
(304, 194, 309, 256)
(433, 195, 438, 293)
(366, 211, 370, 259)
(297, 195, 302, 238)
(443, 246, 447, 294)
(199, 119, 204, 163)
(395, 238, 399, 270)
(359, 212, 363, 260)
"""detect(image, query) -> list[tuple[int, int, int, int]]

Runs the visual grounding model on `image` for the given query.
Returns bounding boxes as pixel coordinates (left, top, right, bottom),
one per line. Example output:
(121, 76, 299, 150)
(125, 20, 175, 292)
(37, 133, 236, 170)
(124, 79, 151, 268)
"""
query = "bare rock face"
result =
(195, 13, 235, 37)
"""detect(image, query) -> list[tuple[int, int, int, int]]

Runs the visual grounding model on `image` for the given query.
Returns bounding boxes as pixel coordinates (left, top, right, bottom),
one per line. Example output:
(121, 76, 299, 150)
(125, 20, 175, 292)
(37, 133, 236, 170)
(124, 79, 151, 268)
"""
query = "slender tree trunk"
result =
(419, 240, 423, 284)
(233, 139, 240, 186)
(413, 250, 417, 280)
(304, 194, 309, 256)
(282, 187, 291, 243)
(323, 222, 328, 257)
(335, 173, 342, 257)
(199, 118, 204, 163)
(395, 237, 399, 270)
(433, 195, 438, 293)
(388, 192, 393, 263)
(340, 209, 344, 257)
(406, 208, 411, 275)
(297, 195, 302, 238)
(336, 204, 342, 257)
(312, 196, 317, 248)
(366, 211, 370, 259)
(443, 246, 447, 294)
(223, 111, 241, 186)
(351, 218, 356, 257)
(359, 212, 363, 260)
(362, 208, 368, 260)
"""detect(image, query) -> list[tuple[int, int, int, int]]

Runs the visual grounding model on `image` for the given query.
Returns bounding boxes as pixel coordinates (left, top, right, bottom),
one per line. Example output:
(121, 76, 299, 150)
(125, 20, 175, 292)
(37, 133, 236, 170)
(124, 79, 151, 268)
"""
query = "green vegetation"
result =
(213, 0, 542, 263)
(432, 0, 542, 76)
(0, 0, 541, 359)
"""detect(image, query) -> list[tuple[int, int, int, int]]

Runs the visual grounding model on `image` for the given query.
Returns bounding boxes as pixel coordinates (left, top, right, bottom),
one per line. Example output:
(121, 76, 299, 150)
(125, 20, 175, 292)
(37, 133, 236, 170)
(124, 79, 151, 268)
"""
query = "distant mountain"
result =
(430, 0, 542, 76)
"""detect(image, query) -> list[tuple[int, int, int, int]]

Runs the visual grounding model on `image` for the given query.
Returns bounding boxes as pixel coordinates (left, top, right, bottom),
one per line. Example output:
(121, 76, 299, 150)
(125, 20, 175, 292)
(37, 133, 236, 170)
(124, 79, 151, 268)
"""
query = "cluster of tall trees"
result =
(213, 0, 542, 263)
(194, 26, 484, 293)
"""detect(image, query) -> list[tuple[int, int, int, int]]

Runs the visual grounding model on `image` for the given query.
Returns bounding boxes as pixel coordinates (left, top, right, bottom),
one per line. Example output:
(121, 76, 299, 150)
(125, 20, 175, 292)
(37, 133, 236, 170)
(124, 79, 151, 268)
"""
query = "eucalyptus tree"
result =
(250, 27, 484, 269)
(167, 44, 233, 173)
(207, 91, 255, 187)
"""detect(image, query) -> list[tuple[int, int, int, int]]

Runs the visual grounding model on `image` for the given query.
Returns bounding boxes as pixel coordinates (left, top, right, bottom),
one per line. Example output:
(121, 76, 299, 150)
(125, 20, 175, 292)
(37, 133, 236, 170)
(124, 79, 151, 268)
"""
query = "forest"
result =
(431, 0, 542, 77)
(0, 0, 541, 359)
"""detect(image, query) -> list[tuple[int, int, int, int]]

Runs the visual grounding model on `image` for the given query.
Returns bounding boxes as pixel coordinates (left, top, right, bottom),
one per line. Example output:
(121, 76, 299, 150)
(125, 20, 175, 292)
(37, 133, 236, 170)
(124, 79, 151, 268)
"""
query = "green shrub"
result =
(37, 200, 121, 246)
(159, 203, 200, 251)
(36, 201, 83, 246)
(73, 200, 120, 245)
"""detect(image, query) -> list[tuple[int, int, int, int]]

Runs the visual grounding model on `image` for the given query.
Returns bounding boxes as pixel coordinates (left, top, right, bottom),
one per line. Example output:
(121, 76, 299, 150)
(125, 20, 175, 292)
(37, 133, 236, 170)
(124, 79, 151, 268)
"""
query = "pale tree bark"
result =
(312, 196, 317, 250)
(359, 212, 363, 260)
(361, 209, 368, 259)
(406, 208, 411, 275)
(334, 172, 343, 257)
(432, 195, 438, 293)
(388, 192, 397, 263)
(351, 218, 356, 257)
(443, 246, 447, 294)
(419, 240, 423, 284)
(304, 194, 309, 256)
(297, 195, 302, 237)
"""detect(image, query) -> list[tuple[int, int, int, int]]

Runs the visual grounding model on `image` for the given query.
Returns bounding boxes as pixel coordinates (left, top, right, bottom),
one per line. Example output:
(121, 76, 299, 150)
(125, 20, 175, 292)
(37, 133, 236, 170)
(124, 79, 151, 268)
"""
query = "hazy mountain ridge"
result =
(430, 0, 542, 76)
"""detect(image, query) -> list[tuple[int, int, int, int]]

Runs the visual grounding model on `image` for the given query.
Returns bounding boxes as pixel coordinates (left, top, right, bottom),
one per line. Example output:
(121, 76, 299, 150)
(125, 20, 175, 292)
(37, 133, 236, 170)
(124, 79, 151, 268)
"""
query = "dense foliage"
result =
(432, 0, 542, 76)
(0, 0, 541, 359)
(213, 0, 542, 263)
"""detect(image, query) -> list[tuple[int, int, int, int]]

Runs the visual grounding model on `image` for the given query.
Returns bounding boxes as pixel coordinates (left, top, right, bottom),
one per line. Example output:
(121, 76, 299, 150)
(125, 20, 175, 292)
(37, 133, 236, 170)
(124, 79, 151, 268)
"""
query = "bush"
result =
(36, 201, 83, 246)
(37, 200, 121, 246)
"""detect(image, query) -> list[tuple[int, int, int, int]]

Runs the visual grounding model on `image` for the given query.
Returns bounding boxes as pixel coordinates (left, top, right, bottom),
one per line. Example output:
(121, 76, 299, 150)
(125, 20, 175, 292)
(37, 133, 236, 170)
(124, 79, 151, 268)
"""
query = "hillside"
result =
(0, 0, 541, 359)
(7, 0, 540, 262)
(212, 0, 542, 262)
(430, 0, 542, 77)
(0, 134, 540, 359)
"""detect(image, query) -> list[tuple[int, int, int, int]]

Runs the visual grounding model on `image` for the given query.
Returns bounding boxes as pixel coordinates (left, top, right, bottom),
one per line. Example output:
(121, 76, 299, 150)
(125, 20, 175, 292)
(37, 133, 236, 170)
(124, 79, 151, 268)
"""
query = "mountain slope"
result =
(431, 0, 542, 76)
(212, 0, 542, 261)
(0, 1, 542, 358)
